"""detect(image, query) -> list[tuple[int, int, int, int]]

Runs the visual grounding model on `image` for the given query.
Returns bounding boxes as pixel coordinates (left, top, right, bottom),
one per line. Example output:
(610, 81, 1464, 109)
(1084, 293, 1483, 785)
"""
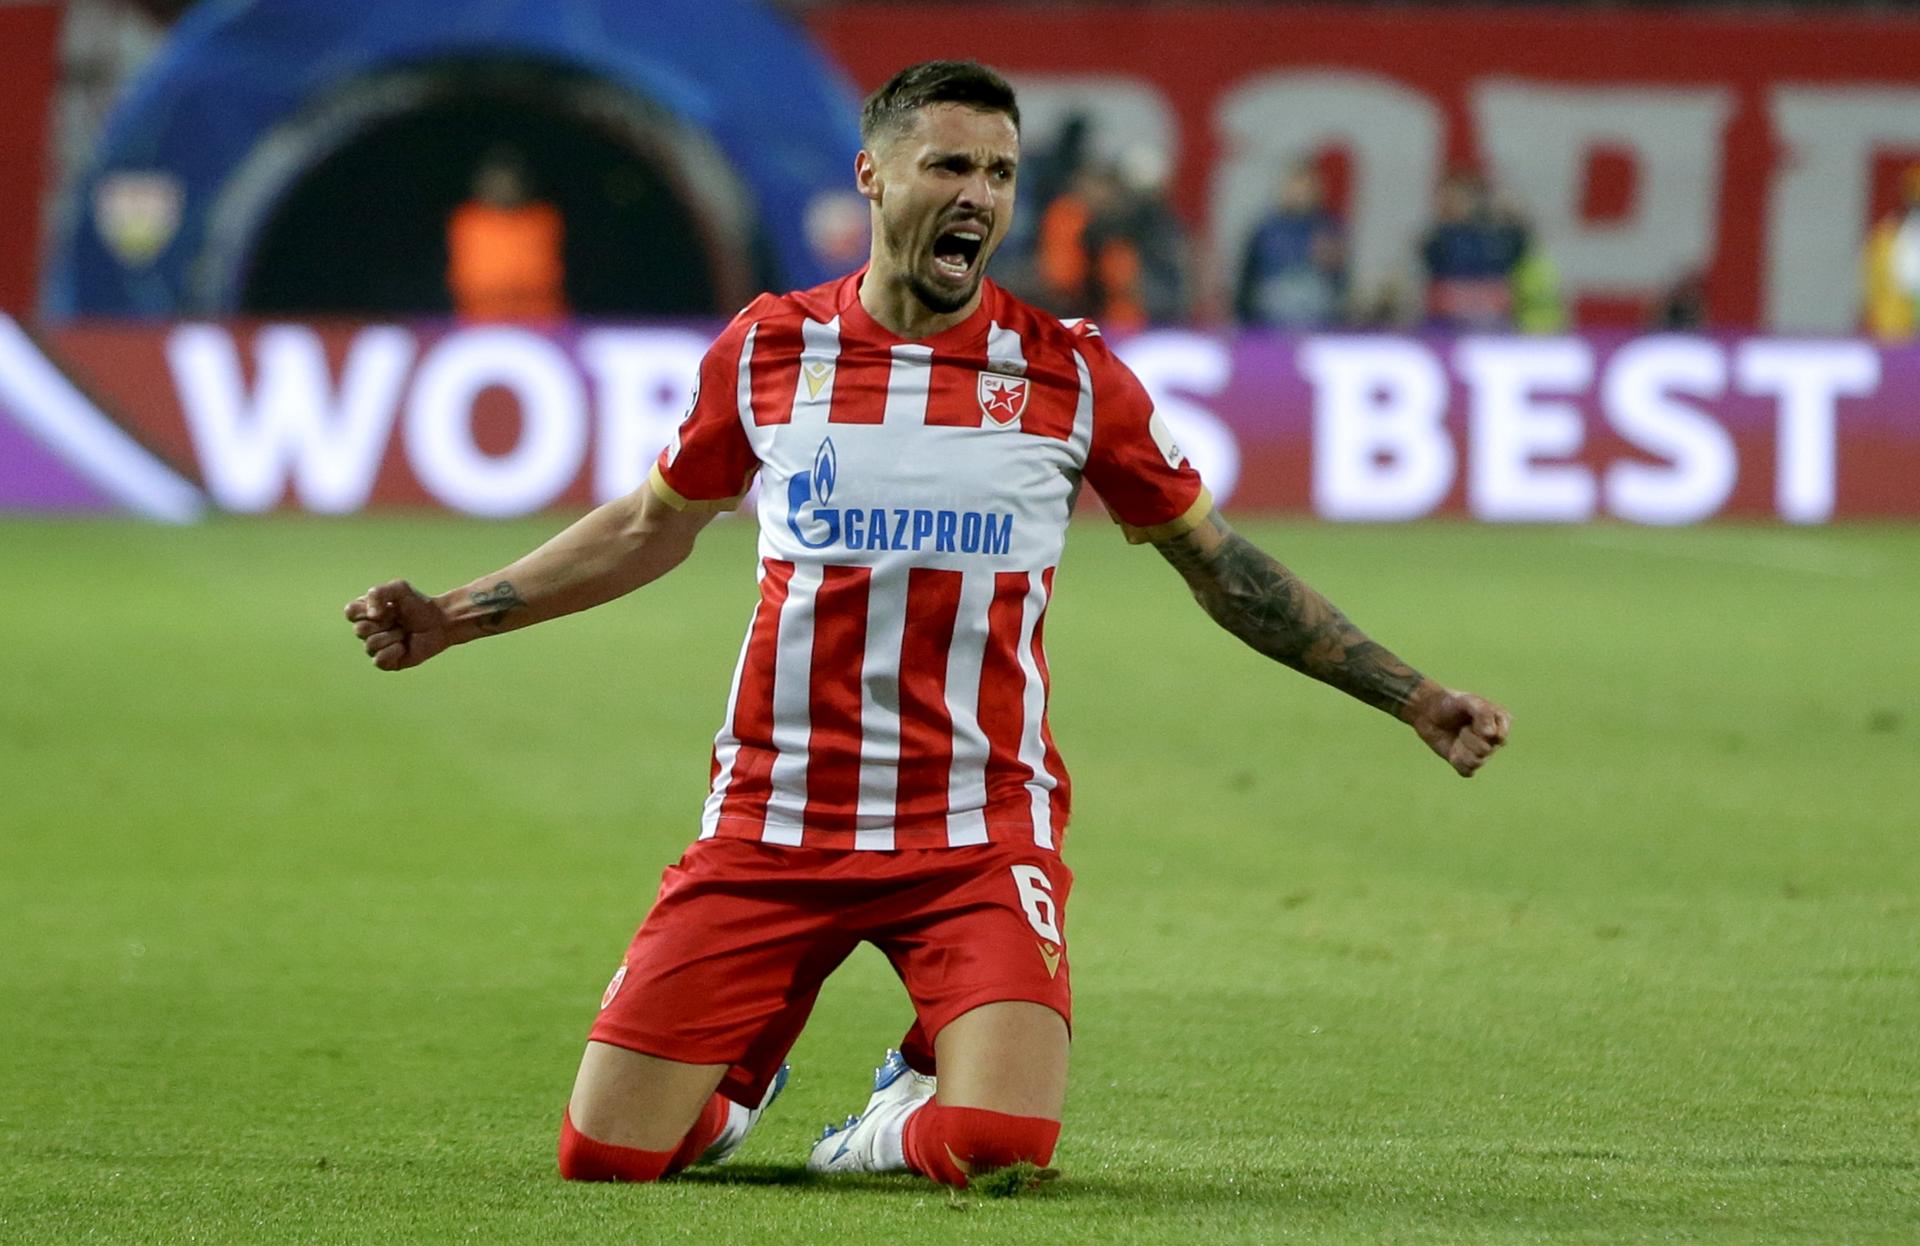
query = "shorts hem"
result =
(916, 985, 1073, 1048)
(585, 1027, 782, 1106)
(584, 1025, 740, 1070)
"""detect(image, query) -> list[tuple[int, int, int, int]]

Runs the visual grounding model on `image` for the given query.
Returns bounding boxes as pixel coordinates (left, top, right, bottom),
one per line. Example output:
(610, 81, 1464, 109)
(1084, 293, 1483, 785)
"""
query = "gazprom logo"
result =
(786, 438, 840, 548)
(784, 436, 1013, 556)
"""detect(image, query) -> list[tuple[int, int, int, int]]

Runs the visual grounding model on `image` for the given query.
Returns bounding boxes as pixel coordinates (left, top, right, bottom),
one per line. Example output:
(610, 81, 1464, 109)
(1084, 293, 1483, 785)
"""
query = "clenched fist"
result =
(343, 579, 453, 672)
(1403, 685, 1512, 778)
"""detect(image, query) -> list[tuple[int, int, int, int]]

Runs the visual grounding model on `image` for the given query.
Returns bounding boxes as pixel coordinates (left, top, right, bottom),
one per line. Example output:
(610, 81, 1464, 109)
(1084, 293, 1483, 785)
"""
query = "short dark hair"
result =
(860, 60, 1020, 147)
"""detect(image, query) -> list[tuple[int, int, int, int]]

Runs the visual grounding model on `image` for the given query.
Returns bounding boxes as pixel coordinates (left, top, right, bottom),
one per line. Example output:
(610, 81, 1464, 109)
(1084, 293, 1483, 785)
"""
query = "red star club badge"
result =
(978, 372, 1030, 426)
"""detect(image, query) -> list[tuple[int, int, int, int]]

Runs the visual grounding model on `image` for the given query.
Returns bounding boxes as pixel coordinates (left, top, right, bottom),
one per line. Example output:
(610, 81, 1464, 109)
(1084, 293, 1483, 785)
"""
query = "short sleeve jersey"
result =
(651, 271, 1209, 853)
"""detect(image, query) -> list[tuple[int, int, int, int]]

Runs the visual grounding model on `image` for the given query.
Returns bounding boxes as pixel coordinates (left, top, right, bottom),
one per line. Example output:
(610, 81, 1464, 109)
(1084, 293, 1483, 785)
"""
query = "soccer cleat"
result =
(806, 1049, 937, 1174)
(696, 1063, 790, 1166)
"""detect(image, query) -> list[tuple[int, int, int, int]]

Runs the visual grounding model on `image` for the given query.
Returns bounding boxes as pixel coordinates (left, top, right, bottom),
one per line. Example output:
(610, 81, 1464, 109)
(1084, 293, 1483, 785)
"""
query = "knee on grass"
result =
(903, 1102, 1061, 1188)
(557, 1109, 675, 1182)
(556, 1097, 728, 1182)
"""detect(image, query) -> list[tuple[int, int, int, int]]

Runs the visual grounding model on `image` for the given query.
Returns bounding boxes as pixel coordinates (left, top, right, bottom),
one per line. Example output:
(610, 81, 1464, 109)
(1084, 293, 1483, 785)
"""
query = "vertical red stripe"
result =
(1020, 342, 1079, 440)
(925, 321, 990, 427)
(976, 571, 1035, 834)
(717, 559, 794, 830)
(803, 565, 872, 836)
(748, 318, 803, 425)
(1029, 566, 1071, 840)
(894, 568, 964, 838)
(827, 342, 893, 424)
(992, 306, 1075, 440)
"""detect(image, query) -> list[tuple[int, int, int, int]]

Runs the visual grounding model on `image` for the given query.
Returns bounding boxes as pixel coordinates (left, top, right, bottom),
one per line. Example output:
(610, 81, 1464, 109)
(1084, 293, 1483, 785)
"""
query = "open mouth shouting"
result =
(929, 218, 989, 284)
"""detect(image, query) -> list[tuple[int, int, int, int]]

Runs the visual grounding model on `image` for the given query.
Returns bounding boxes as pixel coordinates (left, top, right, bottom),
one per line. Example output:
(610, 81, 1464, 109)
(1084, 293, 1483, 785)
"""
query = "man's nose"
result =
(956, 171, 995, 212)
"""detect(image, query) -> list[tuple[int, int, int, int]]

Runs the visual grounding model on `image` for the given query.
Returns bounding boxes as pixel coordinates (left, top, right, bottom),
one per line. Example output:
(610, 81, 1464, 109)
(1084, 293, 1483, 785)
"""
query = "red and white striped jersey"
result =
(649, 270, 1210, 853)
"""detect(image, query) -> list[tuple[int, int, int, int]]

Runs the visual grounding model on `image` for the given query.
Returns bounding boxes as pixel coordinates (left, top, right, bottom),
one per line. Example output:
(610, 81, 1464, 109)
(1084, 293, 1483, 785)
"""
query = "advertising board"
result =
(808, 5, 1920, 333)
(4, 318, 1910, 523)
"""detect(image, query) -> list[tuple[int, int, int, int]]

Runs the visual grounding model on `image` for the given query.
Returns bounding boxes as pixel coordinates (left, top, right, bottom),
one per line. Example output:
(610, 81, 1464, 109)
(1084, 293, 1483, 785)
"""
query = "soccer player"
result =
(343, 61, 1510, 1189)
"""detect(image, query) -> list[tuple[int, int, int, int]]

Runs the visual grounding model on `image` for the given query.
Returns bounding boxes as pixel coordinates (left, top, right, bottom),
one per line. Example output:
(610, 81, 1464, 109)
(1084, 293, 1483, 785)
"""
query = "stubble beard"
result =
(882, 212, 981, 315)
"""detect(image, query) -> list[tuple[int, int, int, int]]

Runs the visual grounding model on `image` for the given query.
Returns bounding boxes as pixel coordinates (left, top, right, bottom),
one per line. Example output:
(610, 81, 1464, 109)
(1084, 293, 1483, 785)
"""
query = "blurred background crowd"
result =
(7, 0, 1920, 338)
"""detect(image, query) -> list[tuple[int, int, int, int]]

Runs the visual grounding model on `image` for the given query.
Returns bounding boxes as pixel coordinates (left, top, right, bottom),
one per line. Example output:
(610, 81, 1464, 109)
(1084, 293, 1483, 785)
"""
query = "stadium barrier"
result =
(2, 318, 1913, 524)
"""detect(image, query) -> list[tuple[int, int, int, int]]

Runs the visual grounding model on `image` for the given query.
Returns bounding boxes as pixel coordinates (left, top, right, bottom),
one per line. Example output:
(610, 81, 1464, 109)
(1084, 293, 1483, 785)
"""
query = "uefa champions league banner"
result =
(1, 317, 1914, 524)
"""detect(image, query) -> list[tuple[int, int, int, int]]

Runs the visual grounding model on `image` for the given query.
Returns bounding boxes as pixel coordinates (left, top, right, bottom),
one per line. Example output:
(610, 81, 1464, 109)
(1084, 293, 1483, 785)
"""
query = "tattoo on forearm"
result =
(470, 580, 527, 632)
(1155, 511, 1424, 715)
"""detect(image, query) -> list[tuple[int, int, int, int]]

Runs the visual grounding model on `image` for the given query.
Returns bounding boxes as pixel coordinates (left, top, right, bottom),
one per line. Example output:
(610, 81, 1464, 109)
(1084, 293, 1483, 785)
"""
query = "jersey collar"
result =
(837, 265, 997, 350)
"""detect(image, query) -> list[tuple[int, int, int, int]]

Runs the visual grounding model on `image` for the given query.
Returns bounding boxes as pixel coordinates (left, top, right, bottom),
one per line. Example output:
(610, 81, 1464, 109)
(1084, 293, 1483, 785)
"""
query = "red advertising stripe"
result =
(717, 558, 795, 832)
(0, 4, 57, 316)
(748, 317, 803, 426)
(894, 567, 964, 838)
(803, 563, 873, 836)
(976, 570, 1035, 837)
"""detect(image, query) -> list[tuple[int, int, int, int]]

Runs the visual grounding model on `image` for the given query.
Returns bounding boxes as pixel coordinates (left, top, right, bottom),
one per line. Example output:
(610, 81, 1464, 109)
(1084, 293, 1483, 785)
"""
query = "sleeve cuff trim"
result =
(648, 463, 748, 513)
(1117, 487, 1214, 545)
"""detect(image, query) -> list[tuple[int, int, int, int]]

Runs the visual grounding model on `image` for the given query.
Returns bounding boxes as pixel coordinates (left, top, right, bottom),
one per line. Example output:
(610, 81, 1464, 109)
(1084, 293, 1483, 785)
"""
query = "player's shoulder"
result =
(984, 282, 1116, 365)
(988, 288, 1147, 418)
(715, 275, 849, 345)
(745, 280, 845, 324)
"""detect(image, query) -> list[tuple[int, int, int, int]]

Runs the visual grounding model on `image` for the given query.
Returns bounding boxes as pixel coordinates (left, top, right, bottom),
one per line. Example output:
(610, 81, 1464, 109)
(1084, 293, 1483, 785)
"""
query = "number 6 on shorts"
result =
(1009, 864, 1063, 944)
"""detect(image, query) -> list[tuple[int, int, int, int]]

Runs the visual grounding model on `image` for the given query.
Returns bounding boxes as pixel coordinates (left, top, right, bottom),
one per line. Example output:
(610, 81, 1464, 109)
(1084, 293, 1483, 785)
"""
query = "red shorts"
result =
(588, 838, 1073, 1105)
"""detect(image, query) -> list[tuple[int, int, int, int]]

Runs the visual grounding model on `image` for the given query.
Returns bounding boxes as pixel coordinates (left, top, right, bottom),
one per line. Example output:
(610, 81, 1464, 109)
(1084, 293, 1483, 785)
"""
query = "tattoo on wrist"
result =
(471, 580, 527, 632)
(1156, 511, 1424, 715)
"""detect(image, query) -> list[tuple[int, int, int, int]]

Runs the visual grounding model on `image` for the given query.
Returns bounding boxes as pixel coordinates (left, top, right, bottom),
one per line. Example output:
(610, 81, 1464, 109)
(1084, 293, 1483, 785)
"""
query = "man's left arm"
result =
(1153, 507, 1511, 777)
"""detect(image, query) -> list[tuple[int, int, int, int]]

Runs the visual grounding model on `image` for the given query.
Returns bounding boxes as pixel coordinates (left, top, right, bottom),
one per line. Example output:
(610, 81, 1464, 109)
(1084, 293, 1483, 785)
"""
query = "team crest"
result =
(978, 372, 1029, 426)
(599, 965, 628, 1010)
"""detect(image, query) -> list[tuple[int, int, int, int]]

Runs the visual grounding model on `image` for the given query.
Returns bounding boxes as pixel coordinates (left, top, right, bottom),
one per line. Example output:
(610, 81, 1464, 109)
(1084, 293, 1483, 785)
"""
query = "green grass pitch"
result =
(3, 515, 1917, 1244)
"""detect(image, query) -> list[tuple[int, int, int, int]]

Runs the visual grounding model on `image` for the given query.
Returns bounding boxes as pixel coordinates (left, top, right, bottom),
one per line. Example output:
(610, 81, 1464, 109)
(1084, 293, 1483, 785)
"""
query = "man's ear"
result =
(855, 150, 882, 204)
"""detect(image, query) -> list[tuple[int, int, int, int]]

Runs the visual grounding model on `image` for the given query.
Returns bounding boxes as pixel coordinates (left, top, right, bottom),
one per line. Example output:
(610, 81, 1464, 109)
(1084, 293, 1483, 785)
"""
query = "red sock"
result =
(665, 1092, 732, 1173)
(901, 1102, 1060, 1188)
(557, 1109, 673, 1182)
(556, 1094, 731, 1182)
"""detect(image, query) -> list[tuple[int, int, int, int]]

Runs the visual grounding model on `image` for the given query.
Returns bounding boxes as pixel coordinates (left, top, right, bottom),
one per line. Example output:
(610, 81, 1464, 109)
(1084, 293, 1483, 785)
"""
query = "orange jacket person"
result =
(448, 151, 567, 320)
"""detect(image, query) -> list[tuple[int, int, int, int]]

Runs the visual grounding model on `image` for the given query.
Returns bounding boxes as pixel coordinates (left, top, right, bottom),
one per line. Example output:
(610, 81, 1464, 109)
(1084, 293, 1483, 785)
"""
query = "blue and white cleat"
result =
(697, 1063, 790, 1166)
(806, 1050, 937, 1174)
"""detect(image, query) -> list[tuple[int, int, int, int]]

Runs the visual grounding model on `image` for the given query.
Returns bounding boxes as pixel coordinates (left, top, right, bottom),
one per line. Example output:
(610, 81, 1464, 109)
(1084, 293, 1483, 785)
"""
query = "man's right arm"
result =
(344, 474, 720, 671)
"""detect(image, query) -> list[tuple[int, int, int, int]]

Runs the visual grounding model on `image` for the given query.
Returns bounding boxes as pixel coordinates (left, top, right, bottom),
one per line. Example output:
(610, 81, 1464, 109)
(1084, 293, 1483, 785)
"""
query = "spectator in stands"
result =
(1864, 165, 1920, 341)
(1110, 143, 1188, 326)
(447, 146, 566, 321)
(1035, 163, 1109, 318)
(1035, 155, 1186, 331)
(1652, 271, 1710, 331)
(1419, 168, 1526, 331)
(990, 112, 1090, 306)
(1504, 206, 1566, 334)
(1348, 277, 1414, 330)
(1235, 161, 1346, 329)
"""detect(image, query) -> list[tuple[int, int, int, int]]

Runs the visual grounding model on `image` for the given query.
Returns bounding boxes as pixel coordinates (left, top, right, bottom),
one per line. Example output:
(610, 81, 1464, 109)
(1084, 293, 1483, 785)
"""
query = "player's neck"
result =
(856, 263, 982, 340)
